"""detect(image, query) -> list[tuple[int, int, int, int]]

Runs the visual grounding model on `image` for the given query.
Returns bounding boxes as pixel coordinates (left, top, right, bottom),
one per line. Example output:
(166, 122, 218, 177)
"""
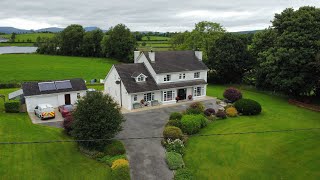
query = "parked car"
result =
(58, 104, 75, 117)
(34, 104, 55, 120)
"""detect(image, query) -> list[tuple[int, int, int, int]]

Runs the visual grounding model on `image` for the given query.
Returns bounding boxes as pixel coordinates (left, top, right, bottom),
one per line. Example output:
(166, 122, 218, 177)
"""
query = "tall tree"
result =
(207, 33, 252, 83)
(102, 24, 137, 62)
(255, 6, 320, 96)
(81, 29, 104, 57)
(60, 24, 85, 56)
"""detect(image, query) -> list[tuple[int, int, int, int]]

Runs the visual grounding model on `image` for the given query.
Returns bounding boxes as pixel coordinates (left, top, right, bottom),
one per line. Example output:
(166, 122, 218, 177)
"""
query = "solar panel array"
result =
(38, 80, 73, 92)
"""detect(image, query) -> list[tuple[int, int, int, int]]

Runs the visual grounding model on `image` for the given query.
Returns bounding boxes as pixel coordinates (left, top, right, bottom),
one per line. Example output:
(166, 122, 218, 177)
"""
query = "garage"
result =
(20, 78, 87, 112)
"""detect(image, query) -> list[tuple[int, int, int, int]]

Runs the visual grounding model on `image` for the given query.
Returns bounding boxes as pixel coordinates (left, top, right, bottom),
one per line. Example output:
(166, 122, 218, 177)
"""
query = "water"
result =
(0, 46, 38, 54)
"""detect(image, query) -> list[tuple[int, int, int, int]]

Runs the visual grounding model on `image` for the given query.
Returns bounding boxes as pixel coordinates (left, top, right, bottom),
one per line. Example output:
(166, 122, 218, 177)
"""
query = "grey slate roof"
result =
(143, 50, 208, 74)
(22, 78, 87, 96)
(114, 63, 207, 94)
(114, 64, 159, 93)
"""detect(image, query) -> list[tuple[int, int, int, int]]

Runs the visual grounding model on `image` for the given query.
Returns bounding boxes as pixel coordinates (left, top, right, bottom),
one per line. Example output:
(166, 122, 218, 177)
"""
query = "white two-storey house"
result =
(104, 50, 209, 110)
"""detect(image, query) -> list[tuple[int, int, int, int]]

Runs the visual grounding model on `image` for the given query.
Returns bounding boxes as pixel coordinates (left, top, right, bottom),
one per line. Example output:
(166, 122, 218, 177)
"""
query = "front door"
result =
(65, 94, 71, 105)
(178, 88, 186, 100)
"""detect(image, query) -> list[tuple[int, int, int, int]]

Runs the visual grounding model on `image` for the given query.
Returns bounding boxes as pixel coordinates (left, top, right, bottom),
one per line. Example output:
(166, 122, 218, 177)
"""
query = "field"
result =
(0, 54, 117, 83)
(0, 43, 35, 47)
(184, 85, 320, 179)
(138, 36, 172, 51)
(0, 88, 111, 179)
(0, 33, 55, 42)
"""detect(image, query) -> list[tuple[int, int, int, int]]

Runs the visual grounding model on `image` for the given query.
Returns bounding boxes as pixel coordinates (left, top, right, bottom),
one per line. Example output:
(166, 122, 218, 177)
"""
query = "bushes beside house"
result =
(186, 102, 205, 114)
(226, 107, 238, 117)
(4, 100, 20, 113)
(181, 115, 202, 135)
(170, 112, 183, 120)
(223, 87, 242, 102)
(163, 126, 183, 140)
(234, 99, 262, 115)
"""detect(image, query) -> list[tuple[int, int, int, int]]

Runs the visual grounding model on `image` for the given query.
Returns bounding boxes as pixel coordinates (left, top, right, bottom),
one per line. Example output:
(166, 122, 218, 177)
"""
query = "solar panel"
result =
(55, 80, 72, 90)
(38, 82, 56, 92)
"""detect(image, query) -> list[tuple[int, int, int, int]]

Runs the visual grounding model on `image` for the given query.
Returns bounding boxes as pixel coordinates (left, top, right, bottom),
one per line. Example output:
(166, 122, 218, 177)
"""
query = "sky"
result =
(0, 0, 319, 32)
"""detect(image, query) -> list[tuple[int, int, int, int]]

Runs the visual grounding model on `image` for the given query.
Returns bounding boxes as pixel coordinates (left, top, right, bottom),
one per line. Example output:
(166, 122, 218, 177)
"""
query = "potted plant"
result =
(188, 95, 193, 100)
(175, 96, 180, 103)
(140, 99, 145, 106)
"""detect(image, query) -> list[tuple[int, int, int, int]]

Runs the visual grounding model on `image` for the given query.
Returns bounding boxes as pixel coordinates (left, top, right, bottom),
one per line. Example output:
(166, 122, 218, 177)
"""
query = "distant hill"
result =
(0, 26, 105, 34)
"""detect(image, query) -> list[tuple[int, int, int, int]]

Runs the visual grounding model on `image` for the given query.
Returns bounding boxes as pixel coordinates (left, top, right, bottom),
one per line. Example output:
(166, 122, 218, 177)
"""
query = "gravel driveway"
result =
(41, 98, 219, 180)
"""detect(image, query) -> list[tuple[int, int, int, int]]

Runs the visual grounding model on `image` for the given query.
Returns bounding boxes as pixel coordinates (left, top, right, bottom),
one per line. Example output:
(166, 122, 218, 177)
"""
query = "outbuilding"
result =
(19, 78, 87, 112)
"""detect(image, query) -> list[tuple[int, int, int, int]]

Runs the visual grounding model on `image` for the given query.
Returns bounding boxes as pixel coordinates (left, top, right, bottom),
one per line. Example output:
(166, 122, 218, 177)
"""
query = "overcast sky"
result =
(0, 0, 319, 32)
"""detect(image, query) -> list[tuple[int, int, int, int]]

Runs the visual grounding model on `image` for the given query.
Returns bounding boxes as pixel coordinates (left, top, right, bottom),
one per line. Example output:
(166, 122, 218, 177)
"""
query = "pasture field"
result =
(184, 85, 320, 179)
(0, 33, 55, 42)
(0, 54, 117, 83)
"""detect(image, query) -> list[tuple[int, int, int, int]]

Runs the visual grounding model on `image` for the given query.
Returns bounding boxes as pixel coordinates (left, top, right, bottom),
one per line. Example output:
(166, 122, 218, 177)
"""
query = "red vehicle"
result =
(58, 104, 75, 117)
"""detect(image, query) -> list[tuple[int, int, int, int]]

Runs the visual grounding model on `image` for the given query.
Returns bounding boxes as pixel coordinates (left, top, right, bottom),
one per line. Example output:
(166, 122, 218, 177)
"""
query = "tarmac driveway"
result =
(118, 99, 218, 180)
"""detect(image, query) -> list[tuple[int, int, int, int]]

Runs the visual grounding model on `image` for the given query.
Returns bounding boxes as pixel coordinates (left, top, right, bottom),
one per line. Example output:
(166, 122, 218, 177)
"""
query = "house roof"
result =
(22, 78, 87, 96)
(143, 50, 208, 74)
(114, 63, 159, 93)
(114, 63, 207, 94)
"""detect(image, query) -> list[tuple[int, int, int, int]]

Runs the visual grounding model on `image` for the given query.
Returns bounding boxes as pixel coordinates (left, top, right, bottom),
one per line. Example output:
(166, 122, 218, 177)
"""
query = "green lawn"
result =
(0, 43, 35, 47)
(0, 88, 111, 179)
(141, 36, 170, 41)
(0, 54, 117, 83)
(1, 33, 55, 42)
(184, 85, 320, 180)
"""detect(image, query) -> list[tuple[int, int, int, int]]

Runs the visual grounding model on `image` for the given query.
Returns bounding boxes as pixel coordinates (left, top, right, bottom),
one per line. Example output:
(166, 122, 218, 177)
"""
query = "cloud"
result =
(0, 0, 319, 32)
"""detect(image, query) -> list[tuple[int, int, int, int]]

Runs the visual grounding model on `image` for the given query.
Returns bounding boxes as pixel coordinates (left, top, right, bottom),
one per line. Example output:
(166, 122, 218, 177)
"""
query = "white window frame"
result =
(194, 86, 204, 97)
(163, 90, 175, 101)
(133, 95, 137, 102)
(179, 73, 186, 80)
(194, 72, 200, 79)
(164, 74, 171, 82)
(144, 92, 154, 101)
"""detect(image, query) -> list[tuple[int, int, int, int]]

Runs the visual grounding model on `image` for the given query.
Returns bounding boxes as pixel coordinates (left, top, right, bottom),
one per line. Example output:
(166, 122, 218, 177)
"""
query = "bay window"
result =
(163, 90, 175, 101)
(144, 93, 154, 101)
(194, 86, 204, 97)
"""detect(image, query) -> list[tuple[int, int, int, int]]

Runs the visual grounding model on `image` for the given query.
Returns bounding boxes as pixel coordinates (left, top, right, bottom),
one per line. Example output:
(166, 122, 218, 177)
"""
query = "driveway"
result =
(40, 98, 219, 180)
(28, 108, 64, 125)
(118, 98, 219, 180)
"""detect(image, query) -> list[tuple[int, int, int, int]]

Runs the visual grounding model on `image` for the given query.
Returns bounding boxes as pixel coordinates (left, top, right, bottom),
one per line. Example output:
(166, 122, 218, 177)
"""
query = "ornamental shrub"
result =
(4, 100, 20, 113)
(111, 165, 130, 180)
(180, 115, 201, 134)
(163, 126, 183, 140)
(166, 119, 182, 129)
(170, 112, 183, 120)
(226, 107, 238, 117)
(111, 159, 129, 170)
(186, 102, 205, 114)
(165, 139, 185, 155)
(234, 99, 262, 115)
(216, 110, 227, 119)
(98, 154, 127, 166)
(204, 108, 215, 116)
(223, 87, 242, 102)
(62, 115, 74, 135)
(105, 140, 126, 156)
(165, 152, 185, 170)
(174, 168, 194, 180)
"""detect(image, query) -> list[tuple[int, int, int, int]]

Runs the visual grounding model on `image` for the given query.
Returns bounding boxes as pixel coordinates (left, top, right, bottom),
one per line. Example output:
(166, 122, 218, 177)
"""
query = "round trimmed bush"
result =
(204, 108, 215, 116)
(180, 115, 202, 134)
(216, 110, 227, 119)
(174, 168, 194, 180)
(226, 107, 238, 117)
(163, 126, 183, 140)
(223, 87, 242, 102)
(111, 159, 129, 170)
(186, 102, 205, 114)
(170, 112, 183, 120)
(166, 119, 182, 128)
(234, 99, 262, 115)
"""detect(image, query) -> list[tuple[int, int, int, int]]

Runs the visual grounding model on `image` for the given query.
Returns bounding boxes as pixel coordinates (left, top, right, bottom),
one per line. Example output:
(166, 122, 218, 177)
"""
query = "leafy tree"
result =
(71, 91, 125, 150)
(250, 28, 277, 60)
(102, 24, 137, 62)
(10, 33, 16, 42)
(81, 29, 104, 57)
(207, 33, 253, 83)
(255, 6, 320, 96)
(133, 32, 143, 41)
(60, 24, 85, 56)
(36, 35, 61, 55)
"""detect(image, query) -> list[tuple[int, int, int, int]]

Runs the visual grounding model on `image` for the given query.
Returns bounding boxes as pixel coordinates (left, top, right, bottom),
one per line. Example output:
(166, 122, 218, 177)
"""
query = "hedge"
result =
(163, 126, 183, 140)
(165, 152, 185, 170)
(180, 115, 202, 134)
(4, 101, 20, 113)
(174, 168, 194, 180)
(105, 140, 126, 156)
(234, 99, 262, 115)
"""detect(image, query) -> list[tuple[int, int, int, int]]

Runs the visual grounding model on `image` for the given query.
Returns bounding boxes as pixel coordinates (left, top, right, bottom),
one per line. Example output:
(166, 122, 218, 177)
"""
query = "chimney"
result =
(134, 51, 140, 63)
(148, 50, 155, 62)
(195, 51, 203, 61)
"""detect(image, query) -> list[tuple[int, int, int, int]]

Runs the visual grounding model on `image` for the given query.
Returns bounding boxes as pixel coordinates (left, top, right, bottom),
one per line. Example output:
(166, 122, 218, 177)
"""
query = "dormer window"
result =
(132, 73, 147, 82)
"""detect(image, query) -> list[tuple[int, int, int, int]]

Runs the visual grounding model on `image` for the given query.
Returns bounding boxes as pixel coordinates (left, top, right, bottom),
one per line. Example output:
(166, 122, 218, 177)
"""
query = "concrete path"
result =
(41, 97, 219, 180)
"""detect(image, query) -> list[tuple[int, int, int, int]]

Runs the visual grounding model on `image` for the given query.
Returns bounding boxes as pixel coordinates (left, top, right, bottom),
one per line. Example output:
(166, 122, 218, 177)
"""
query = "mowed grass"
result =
(0, 88, 111, 179)
(0, 54, 117, 83)
(141, 36, 170, 41)
(1, 33, 55, 42)
(184, 85, 320, 180)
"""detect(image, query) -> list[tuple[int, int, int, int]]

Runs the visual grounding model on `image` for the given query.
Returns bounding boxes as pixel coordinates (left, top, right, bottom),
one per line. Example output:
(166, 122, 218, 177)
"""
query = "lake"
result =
(0, 46, 38, 54)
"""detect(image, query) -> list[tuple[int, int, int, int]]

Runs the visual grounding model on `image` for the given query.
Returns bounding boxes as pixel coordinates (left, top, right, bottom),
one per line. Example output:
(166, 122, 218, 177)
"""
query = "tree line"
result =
(37, 24, 137, 63)
(170, 6, 320, 98)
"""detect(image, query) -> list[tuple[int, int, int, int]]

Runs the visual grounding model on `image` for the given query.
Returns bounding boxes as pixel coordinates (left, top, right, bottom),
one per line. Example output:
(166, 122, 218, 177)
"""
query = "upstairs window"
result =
(164, 75, 171, 82)
(194, 72, 200, 78)
(133, 95, 138, 102)
(179, 73, 186, 80)
(137, 76, 144, 82)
